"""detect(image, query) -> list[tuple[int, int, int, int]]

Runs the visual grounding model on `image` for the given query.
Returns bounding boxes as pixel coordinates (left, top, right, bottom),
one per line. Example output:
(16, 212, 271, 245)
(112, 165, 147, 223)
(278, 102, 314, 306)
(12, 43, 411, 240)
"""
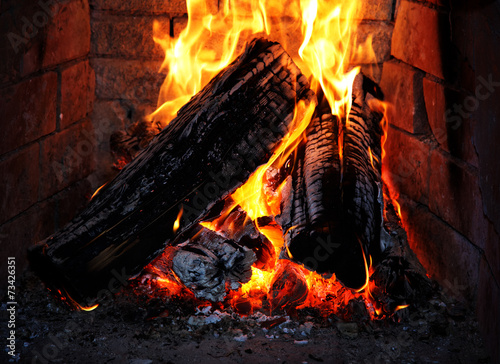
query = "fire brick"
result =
(354, 22, 393, 64)
(428, 148, 486, 247)
(89, 0, 218, 14)
(422, 77, 479, 167)
(0, 144, 40, 224)
(93, 58, 165, 102)
(380, 60, 428, 134)
(91, 14, 169, 58)
(356, 0, 393, 21)
(0, 199, 56, 292)
(0, 72, 57, 156)
(39, 119, 96, 200)
(61, 60, 95, 129)
(392, 0, 446, 79)
(402, 199, 481, 303)
(43, 0, 90, 68)
(383, 126, 430, 204)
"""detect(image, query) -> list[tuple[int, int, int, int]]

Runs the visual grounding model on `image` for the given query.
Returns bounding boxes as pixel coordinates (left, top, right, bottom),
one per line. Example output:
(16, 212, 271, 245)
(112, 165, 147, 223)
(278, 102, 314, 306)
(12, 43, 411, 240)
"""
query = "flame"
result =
(230, 99, 316, 222)
(147, 0, 395, 319)
(395, 304, 409, 312)
(173, 206, 183, 234)
(90, 182, 107, 200)
(149, 0, 272, 127)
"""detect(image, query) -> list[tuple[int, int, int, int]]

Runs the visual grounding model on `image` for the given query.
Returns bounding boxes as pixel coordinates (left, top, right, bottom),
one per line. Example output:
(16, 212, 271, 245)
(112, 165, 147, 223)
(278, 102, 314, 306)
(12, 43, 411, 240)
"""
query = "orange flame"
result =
(173, 206, 183, 234)
(148, 0, 391, 318)
(149, 0, 272, 127)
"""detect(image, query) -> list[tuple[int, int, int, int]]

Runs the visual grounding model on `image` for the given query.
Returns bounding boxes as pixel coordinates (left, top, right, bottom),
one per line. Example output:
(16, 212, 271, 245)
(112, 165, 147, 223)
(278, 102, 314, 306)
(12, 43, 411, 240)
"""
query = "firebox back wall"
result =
(0, 0, 498, 361)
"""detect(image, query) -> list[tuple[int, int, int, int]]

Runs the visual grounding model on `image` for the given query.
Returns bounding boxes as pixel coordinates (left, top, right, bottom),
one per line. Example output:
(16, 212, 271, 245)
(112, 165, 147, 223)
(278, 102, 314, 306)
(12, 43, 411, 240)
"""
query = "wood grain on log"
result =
(277, 74, 385, 289)
(28, 38, 315, 306)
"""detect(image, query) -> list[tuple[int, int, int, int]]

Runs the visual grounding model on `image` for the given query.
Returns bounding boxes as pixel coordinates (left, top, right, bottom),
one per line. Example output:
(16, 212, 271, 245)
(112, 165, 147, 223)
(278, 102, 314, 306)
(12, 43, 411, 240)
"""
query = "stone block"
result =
(0, 72, 57, 156)
(0, 144, 40, 224)
(383, 126, 430, 204)
(61, 60, 95, 129)
(43, 0, 90, 67)
(39, 119, 96, 200)
(92, 58, 165, 103)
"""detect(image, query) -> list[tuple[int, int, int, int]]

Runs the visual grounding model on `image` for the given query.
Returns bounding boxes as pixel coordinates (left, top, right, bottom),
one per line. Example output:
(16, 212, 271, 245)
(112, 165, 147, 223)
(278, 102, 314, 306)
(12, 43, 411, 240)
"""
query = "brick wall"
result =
(0, 0, 94, 295)
(1, 0, 498, 360)
(380, 0, 500, 361)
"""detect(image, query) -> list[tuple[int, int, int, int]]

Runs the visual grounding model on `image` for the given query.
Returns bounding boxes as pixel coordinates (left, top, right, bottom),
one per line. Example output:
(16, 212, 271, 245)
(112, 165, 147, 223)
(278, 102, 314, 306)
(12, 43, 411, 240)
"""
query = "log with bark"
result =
(277, 74, 385, 289)
(28, 38, 316, 307)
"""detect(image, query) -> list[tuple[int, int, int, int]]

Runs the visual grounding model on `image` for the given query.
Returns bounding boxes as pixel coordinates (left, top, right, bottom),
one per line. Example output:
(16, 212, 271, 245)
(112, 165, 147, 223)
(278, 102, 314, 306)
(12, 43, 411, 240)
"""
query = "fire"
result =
(143, 0, 400, 319)
(173, 206, 183, 234)
(149, 0, 271, 127)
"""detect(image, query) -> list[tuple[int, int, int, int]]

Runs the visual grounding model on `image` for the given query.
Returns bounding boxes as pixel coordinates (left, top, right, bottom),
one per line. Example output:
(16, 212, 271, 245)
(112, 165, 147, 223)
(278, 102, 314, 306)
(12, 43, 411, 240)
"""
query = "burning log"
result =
(28, 38, 315, 307)
(278, 74, 385, 289)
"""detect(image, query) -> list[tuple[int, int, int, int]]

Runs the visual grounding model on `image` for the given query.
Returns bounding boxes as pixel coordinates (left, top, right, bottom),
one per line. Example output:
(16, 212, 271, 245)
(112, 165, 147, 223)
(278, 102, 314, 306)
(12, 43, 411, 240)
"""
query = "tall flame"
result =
(149, 0, 271, 127)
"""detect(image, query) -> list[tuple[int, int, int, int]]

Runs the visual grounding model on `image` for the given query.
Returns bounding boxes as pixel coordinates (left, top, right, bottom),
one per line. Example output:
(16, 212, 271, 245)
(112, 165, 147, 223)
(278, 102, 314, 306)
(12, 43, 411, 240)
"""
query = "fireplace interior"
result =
(0, 0, 499, 363)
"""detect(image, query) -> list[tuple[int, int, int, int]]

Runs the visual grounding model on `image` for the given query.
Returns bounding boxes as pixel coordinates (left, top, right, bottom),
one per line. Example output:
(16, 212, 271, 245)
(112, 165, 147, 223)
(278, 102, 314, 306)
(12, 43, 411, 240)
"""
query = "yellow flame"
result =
(90, 182, 107, 200)
(149, 0, 272, 128)
(395, 304, 409, 312)
(230, 99, 316, 222)
(150, 0, 386, 317)
(173, 206, 183, 234)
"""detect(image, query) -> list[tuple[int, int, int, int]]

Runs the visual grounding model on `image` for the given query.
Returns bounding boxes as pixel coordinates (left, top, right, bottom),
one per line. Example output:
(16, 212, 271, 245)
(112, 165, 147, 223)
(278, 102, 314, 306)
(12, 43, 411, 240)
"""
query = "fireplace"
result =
(1, 0, 499, 362)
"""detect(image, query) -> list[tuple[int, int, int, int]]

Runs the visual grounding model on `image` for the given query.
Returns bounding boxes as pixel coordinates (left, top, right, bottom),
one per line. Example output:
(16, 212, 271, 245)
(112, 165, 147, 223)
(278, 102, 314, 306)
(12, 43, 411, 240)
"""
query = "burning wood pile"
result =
(29, 0, 431, 319)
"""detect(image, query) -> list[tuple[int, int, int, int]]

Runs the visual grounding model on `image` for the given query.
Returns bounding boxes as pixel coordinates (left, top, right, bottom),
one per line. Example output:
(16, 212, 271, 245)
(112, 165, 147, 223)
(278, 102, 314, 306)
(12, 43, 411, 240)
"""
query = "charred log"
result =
(277, 73, 385, 289)
(28, 38, 315, 307)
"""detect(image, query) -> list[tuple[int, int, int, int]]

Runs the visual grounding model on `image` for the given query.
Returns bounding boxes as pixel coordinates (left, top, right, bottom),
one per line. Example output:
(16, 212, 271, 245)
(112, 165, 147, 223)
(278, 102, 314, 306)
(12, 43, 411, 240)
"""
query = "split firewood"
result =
(28, 38, 315, 307)
(277, 73, 385, 289)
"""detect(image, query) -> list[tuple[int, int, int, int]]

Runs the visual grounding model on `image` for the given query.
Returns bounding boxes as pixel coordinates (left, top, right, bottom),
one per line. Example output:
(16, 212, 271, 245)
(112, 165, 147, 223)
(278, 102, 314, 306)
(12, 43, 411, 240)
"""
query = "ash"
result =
(5, 270, 491, 364)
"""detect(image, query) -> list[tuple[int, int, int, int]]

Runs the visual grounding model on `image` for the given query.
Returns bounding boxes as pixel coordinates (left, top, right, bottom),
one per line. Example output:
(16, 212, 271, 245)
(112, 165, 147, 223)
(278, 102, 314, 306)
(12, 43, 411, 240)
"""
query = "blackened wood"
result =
(28, 38, 315, 307)
(277, 73, 384, 289)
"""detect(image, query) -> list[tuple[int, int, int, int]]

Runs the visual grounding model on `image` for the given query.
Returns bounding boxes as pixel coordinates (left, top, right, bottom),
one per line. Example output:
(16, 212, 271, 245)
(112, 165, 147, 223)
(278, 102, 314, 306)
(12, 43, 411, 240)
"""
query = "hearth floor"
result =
(3, 271, 491, 364)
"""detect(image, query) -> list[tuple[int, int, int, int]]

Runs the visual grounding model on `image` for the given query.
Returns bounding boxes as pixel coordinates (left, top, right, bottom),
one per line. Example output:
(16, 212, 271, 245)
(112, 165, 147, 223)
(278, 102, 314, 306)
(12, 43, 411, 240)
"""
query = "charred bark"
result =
(28, 38, 315, 307)
(277, 74, 385, 289)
